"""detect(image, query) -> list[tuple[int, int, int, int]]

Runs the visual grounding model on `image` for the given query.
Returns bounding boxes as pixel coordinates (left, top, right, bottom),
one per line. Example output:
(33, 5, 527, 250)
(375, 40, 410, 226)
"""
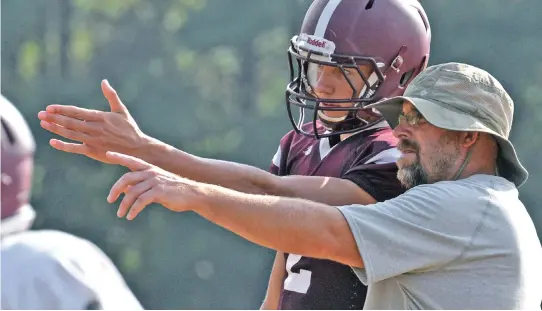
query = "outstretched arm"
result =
(104, 152, 364, 268)
(38, 80, 376, 205)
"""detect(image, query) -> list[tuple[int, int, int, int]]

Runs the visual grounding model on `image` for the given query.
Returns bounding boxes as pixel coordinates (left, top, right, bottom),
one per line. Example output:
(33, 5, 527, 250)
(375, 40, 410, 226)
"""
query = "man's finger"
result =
(50, 139, 89, 155)
(38, 111, 99, 134)
(117, 179, 155, 218)
(105, 152, 152, 172)
(40, 121, 92, 143)
(108, 171, 153, 204)
(101, 80, 128, 115)
(44, 105, 104, 121)
(125, 189, 156, 220)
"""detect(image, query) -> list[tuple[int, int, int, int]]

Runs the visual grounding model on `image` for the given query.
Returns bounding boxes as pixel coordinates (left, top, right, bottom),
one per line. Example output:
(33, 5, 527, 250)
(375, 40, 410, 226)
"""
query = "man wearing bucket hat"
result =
(99, 62, 541, 309)
(364, 61, 529, 189)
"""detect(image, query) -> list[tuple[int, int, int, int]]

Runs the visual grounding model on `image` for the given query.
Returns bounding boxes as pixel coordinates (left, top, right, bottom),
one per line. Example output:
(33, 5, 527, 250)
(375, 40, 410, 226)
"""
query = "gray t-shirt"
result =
(338, 174, 542, 310)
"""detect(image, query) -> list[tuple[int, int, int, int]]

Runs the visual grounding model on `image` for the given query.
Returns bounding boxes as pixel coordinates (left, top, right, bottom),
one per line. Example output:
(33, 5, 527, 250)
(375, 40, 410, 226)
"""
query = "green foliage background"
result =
(2, 0, 541, 308)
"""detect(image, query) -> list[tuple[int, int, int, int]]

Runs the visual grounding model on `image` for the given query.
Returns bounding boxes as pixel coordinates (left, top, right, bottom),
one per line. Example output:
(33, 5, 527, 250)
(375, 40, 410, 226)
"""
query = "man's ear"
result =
(460, 131, 479, 148)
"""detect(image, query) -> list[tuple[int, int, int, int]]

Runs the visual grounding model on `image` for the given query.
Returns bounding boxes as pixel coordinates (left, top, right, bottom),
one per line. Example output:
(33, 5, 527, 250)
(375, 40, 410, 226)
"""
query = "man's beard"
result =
(397, 156, 429, 189)
(397, 139, 429, 189)
(397, 136, 460, 189)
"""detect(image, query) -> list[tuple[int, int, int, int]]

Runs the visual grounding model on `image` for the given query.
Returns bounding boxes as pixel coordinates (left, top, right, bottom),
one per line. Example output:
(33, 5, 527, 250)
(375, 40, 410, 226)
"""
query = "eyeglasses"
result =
(398, 109, 426, 126)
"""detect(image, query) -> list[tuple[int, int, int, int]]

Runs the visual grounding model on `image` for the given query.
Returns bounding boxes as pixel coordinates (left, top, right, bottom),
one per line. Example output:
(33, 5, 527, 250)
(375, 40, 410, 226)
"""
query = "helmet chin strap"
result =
(318, 110, 371, 131)
(317, 110, 348, 123)
(451, 149, 472, 181)
(316, 71, 381, 130)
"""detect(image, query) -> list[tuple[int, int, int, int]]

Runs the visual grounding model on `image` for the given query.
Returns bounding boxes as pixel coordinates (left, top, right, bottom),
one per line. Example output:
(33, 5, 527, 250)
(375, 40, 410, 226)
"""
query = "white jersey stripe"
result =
(363, 148, 402, 165)
(272, 145, 282, 168)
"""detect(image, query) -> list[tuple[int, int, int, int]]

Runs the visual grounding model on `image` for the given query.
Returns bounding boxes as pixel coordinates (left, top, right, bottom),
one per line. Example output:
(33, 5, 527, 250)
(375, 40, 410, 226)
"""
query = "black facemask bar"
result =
(285, 36, 386, 139)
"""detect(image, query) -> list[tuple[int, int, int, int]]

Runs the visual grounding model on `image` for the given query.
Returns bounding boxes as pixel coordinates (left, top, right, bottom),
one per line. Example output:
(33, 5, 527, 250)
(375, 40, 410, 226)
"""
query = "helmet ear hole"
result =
(1, 119, 16, 145)
(399, 69, 415, 87)
(419, 55, 429, 72)
(365, 0, 375, 10)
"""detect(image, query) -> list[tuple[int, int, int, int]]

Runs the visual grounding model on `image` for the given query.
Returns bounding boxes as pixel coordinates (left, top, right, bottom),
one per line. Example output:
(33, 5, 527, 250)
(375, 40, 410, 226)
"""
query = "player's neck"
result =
(326, 132, 353, 148)
(339, 132, 355, 141)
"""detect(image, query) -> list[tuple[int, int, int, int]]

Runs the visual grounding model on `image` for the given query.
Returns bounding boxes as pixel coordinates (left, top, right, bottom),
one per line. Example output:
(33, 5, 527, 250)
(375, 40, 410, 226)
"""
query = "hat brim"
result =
(366, 97, 528, 187)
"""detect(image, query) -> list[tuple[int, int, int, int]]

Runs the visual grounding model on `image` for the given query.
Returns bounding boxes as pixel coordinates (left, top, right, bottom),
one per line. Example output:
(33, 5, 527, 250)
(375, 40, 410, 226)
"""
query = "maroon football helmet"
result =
(285, 0, 431, 138)
(1, 94, 35, 221)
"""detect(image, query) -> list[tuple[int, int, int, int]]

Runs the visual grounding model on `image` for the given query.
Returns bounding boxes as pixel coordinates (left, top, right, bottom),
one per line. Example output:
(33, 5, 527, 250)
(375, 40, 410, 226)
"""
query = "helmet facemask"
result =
(285, 34, 386, 139)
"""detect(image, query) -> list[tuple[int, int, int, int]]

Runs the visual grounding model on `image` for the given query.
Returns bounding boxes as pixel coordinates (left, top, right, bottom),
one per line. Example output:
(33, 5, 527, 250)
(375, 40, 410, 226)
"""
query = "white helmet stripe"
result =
(314, 0, 343, 37)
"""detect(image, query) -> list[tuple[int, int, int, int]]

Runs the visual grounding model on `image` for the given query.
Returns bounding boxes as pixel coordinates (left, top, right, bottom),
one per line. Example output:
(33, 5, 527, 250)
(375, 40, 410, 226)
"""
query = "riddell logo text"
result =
(307, 38, 326, 48)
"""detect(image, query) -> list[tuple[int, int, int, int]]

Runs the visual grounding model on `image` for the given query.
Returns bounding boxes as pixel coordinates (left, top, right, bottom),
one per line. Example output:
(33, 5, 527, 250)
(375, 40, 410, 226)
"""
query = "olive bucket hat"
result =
(366, 62, 528, 187)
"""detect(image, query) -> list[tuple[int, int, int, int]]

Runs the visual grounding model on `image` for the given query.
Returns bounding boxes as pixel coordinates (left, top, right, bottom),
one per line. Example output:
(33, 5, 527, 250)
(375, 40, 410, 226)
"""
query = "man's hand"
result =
(106, 152, 201, 220)
(38, 80, 147, 163)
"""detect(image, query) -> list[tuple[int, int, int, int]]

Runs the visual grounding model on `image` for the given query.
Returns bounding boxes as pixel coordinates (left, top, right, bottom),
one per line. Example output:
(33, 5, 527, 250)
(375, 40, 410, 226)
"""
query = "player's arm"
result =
(139, 140, 377, 205)
(41, 109, 377, 205)
(260, 252, 286, 310)
(38, 81, 377, 205)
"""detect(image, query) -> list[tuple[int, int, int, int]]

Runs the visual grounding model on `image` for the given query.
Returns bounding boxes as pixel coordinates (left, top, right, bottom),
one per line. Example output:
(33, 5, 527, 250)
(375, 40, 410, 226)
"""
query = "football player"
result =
(38, 0, 431, 308)
(1, 95, 143, 310)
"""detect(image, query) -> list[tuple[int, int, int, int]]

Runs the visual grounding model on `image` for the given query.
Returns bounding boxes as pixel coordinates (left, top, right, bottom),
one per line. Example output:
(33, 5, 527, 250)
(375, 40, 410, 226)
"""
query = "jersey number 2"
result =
(284, 254, 312, 294)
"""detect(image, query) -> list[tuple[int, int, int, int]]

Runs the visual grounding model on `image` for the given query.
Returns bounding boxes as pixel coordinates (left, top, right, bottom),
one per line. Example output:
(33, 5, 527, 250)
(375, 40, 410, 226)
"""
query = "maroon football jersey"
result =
(269, 121, 405, 310)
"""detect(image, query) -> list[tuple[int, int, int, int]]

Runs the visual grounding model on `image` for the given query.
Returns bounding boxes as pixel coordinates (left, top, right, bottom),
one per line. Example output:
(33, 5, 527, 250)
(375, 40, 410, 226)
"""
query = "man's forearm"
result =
(134, 137, 376, 206)
(193, 183, 363, 268)
(135, 136, 278, 195)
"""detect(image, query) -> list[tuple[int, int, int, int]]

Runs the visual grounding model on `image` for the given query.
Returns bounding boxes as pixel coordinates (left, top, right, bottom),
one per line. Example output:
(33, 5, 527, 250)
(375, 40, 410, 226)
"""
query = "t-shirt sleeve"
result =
(342, 147, 405, 202)
(337, 183, 488, 285)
